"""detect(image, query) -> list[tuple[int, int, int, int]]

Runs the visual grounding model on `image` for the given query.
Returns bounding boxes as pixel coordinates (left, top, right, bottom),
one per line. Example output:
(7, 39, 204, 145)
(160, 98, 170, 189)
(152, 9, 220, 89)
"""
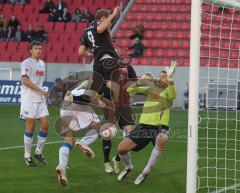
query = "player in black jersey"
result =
(78, 6, 121, 99)
(78, 7, 122, 173)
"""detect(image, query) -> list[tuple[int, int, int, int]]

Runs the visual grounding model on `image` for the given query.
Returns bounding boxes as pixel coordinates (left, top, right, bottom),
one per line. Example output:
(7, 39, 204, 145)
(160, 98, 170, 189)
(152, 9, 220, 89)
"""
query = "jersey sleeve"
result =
(159, 85, 177, 101)
(21, 60, 31, 77)
(127, 65, 137, 81)
(80, 30, 88, 47)
(127, 82, 151, 95)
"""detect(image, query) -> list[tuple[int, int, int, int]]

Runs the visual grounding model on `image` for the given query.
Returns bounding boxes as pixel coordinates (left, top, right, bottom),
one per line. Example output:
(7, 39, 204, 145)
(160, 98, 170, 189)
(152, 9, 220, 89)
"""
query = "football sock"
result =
(115, 154, 121, 161)
(24, 131, 33, 158)
(119, 153, 133, 169)
(59, 143, 72, 169)
(80, 129, 99, 146)
(143, 147, 163, 175)
(35, 131, 47, 155)
(102, 139, 111, 163)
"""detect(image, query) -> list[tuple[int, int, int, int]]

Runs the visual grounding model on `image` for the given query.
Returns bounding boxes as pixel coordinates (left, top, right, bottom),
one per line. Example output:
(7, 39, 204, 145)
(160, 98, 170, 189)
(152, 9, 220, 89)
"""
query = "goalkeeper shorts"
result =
(127, 124, 169, 152)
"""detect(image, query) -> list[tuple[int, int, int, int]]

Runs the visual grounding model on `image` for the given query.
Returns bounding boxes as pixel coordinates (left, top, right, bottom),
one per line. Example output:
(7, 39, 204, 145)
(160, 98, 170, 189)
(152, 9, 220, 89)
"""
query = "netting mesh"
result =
(197, 1, 240, 192)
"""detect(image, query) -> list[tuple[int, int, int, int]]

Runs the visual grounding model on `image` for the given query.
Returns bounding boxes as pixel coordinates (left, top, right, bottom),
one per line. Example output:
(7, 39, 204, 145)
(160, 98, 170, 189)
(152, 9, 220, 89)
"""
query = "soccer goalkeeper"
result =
(117, 62, 177, 185)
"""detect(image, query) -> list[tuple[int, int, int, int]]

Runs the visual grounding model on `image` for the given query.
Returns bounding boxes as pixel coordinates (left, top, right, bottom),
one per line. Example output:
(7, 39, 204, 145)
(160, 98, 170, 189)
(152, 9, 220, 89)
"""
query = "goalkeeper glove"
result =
(64, 91, 73, 103)
(165, 60, 177, 78)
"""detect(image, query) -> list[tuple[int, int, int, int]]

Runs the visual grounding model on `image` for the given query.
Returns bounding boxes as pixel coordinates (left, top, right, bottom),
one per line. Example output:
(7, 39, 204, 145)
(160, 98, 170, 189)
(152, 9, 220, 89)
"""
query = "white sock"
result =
(80, 129, 99, 146)
(143, 147, 163, 175)
(119, 152, 133, 169)
(59, 143, 72, 169)
(35, 131, 47, 155)
(24, 131, 33, 158)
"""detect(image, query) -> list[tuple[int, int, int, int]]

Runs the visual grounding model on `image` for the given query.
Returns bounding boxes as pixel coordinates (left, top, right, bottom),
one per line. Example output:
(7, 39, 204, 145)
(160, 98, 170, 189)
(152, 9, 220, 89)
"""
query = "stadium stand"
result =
(1, 0, 239, 67)
(0, 0, 119, 63)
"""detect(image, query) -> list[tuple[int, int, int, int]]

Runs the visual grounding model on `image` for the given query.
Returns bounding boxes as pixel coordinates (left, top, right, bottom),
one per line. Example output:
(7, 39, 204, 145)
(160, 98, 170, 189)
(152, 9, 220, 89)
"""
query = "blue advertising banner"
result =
(0, 80, 53, 104)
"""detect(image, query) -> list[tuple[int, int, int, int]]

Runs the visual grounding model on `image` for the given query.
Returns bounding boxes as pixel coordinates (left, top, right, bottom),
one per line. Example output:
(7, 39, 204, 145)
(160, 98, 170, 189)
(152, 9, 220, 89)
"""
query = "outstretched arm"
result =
(97, 6, 121, 33)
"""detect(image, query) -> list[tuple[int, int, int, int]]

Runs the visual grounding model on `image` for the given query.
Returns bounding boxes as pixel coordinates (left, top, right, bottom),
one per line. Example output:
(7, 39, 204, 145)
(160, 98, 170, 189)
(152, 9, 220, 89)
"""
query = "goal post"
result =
(187, 0, 201, 192)
(187, 0, 240, 193)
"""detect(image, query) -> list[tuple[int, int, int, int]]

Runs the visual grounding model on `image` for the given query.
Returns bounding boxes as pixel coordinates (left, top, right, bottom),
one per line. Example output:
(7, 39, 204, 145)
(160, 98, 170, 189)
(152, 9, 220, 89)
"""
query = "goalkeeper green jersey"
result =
(127, 83, 176, 126)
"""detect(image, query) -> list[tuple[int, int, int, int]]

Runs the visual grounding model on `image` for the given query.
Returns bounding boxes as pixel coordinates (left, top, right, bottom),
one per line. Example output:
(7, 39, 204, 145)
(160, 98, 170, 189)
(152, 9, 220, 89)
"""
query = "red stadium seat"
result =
(44, 22, 54, 32)
(7, 42, 19, 53)
(159, 40, 169, 48)
(131, 4, 138, 12)
(166, 49, 175, 58)
(0, 52, 11, 61)
(155, 31, 165, 39)
(145, 49, 154, 57)
(68, 55, 80, 63)
(10, 53, 23, 62)
(155, 49, 165, 57)
(48, 33, 59, 42)
(65, 22, 76, 33)
(145, 31, 154, 39)
(59, 34, 70, 43)
(151, 58, 160, 66)
(131, 58, 139, 65)
(46, 54, 57, 63)
(0, 42, 7, 52)
(18, 42, 29, 52)
(151, 40, 159, 48)
(140, 58, 149, 66)
(54, 22, 66, 32)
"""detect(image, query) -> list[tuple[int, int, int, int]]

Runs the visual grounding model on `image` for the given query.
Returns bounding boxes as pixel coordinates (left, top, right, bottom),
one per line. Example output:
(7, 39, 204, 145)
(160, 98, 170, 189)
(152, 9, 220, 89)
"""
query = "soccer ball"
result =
(99, 123, 117, 141)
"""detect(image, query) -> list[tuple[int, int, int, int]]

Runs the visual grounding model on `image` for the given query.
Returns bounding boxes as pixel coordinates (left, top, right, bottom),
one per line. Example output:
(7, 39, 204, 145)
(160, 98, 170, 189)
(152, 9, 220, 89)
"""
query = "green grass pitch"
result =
(3, 105, 238, 193)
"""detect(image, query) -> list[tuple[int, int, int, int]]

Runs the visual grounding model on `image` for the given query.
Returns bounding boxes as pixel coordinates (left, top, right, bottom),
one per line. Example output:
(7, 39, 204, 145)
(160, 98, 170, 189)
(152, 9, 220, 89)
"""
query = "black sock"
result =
(115, 154, 121, 161)
(102, 139, 111, 163)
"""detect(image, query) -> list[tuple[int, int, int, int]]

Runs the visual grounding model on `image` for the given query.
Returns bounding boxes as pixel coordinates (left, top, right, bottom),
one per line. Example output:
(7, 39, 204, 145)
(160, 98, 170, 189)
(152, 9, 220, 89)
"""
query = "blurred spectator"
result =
(9, 0, 26, 4)
(130, 21, 145, 40)
(80, 8, 94, 22)
(0, 14, 8, 28)
(4, 26, 15, 41)
(71, 8, 81, 22)
(39, 0, 55, 14)
(58, 7, 71, 22)
(0, 0, 7, 4)
(7, 16, 20, 32)
(128, 37, 144, 58)
(56, 0, 67, 15)
(15, 25, 24, 42)
(23, 24, 36, 42)
(48, 8, 59, 22)
(0, 27, 7, 40)
(35, 25, 48, 43)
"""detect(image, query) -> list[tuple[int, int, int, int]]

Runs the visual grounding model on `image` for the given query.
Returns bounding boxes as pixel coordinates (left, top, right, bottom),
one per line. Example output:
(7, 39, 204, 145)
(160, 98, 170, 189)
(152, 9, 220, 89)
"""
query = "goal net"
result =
(187, 0, 240, 193)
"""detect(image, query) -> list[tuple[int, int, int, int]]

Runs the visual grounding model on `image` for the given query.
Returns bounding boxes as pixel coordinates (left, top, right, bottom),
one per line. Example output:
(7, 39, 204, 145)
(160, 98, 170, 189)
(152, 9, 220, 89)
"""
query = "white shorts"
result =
(60, 103, 100, 132)
(20, 101, 49, 120)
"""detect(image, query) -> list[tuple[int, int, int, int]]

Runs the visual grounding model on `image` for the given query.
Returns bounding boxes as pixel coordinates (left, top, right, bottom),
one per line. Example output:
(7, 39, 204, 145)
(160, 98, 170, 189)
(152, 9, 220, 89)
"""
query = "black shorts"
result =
(127, 124, 169, 152)
(116, 106, 135, 129)
(91, 58, 119, 93)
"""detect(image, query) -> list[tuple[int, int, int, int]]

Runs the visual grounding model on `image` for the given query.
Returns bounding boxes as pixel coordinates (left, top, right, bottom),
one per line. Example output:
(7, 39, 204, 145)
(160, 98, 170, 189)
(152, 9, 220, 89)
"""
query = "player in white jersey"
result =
(56, 79, 107, 187)
(20, 40, 49, 167)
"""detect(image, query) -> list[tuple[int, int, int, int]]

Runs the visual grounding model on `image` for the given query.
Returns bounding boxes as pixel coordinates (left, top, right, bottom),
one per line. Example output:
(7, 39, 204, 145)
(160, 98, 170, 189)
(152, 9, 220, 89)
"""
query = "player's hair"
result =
(144, 72, 154, 77)
(29, 40, 42, 50)
(95, 9, 111, 20)
(161, 70, 167, 73)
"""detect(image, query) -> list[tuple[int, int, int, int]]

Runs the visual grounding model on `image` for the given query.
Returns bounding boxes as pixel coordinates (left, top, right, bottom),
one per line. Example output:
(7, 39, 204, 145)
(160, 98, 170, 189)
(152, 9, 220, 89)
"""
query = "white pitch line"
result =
(0, 141, 63, 151)
(210, 183, 240, 193)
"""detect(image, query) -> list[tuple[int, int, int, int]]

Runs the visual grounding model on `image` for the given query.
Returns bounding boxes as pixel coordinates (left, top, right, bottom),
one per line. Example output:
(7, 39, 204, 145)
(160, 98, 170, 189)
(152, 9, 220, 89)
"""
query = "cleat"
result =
(112, 156, 120, 174)
(75, 141, 95, 158)
(134, 173, 148, 185)
(34, 153, 46, 164)
(56, 165, 68, 187)
(24, 157, 36, 167)
(104, 162, 114, 174)
(117, 167, 133, 181)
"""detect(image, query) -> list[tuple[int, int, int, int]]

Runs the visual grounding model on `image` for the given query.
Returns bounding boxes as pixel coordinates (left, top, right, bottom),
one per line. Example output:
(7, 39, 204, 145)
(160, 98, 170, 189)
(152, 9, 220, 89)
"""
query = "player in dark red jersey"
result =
(101, 49, 138, 173)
